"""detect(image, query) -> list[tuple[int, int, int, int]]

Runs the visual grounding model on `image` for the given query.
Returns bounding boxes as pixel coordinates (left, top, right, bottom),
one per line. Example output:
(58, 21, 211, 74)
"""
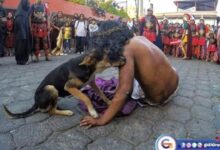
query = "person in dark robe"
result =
(0, 0, 6, 57)
(14, 0, 31, 65)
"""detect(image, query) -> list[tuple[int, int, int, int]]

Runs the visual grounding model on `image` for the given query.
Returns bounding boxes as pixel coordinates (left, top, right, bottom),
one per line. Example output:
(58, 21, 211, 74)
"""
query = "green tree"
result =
(99, 0, 129, 18)
(66, 0, 129, 18)
(66, 0, 85, 5)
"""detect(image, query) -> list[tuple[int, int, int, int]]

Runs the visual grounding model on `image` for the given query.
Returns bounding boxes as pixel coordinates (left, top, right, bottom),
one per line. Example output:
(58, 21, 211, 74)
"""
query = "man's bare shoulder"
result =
(130, 36, 147, 42)
(125, 36, 150, 52)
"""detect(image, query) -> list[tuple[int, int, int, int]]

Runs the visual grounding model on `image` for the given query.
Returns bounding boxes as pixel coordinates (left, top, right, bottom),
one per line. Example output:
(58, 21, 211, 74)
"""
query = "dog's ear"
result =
(79, 55, 96, 66)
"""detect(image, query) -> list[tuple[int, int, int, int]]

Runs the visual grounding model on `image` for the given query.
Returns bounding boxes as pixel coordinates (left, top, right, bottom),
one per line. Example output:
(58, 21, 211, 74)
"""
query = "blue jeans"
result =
(64, 39, 71, 50)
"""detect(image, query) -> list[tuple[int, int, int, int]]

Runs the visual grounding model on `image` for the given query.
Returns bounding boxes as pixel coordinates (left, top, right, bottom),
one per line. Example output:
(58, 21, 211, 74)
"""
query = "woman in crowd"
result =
(51, 11, 65, 51)
(63, 21, 72, 54)
(14, 0, 31, 65)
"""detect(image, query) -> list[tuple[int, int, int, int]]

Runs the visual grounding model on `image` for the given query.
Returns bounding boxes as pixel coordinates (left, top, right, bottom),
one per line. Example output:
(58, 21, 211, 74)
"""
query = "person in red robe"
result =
(29, 0, 50, 62)
(172, 22, 182, 57)
(214, 23, 220, 64)
(161, 18, 170, 54)
(197, 17, 207, 60)
(206, 31, 217, 62)
(5, 11, 14, 56)
(190, 17, 198, 58)
(140, 8, 159, 45)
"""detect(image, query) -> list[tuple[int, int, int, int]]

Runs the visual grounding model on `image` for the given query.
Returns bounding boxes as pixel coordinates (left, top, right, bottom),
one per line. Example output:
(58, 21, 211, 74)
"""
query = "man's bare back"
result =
(123, 36, 179, 103)
(80, 36, 179, 127)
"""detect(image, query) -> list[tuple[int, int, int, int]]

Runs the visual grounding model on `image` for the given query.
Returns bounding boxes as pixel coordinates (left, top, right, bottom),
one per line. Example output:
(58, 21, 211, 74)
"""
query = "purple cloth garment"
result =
(78, 77, 137, 116)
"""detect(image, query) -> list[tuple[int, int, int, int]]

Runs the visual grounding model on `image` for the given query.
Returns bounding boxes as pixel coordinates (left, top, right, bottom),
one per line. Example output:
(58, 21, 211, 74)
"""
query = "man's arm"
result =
(80, 50, 135, 127)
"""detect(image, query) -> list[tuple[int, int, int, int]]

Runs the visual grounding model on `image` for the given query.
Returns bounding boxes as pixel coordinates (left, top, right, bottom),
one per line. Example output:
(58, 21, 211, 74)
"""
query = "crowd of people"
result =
(0, 0, 115, 65)
(0, 0, 220, 65)
(139, 8, 220, 64)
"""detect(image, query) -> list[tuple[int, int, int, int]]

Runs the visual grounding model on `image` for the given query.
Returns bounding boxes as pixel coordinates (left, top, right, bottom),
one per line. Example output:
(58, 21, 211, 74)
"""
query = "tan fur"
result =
(64, 86, 98, 118)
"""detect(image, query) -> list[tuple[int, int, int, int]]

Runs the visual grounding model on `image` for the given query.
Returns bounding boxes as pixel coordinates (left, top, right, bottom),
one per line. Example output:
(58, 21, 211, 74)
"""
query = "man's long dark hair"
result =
(91, 21, 134, 62)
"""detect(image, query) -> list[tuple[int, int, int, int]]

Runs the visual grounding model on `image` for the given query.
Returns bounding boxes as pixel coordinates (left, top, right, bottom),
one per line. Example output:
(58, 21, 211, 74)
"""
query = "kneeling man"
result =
(80, 21, 179, 127)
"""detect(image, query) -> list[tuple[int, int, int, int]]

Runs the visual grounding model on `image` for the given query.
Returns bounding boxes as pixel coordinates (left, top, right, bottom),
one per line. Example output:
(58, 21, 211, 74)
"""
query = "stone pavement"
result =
(0, 55, 219, 150)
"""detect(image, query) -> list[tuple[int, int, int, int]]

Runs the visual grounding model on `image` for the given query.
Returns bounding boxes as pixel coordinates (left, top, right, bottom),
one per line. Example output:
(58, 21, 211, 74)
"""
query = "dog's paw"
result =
(89, 109, 99, 118)
(65, 110, 74, 116)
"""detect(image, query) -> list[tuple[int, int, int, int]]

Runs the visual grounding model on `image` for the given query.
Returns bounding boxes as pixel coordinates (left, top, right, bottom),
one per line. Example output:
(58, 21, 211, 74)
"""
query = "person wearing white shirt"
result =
(75, 14, 87, 54)
(89, 19, 99, 48)
(127, 18, 133, 31)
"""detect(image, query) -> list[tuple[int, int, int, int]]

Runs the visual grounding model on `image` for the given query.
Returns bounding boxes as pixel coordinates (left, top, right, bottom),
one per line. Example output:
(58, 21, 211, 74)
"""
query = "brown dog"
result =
(3, 50, 126, 118)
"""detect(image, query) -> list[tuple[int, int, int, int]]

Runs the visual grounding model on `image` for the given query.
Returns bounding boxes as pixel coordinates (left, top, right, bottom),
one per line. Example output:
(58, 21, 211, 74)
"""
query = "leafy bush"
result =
(66, 0, 129, 18)
(99, 0, 129, 18)
(66, 0, 85, 5)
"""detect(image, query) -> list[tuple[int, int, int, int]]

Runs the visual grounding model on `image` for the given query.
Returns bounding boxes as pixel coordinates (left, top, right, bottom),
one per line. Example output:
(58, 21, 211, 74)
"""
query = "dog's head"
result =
(79, 50, 126, 73)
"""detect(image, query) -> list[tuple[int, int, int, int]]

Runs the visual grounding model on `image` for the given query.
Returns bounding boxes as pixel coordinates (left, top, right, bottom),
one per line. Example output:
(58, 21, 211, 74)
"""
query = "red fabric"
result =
(31, 23, 48, 38)
(192, 36, 198, 46)
(170, 38, 181, 45)
(6, 19, 13, 32)
(195, 47, 200, 58)
(207, 44, 217, 52)
(143, 30, 156, 42)
(162, 35, 170, 45)
(5, 33, 14, 48)
(198, 37, 206, 46)
(5, 19, 15, 48)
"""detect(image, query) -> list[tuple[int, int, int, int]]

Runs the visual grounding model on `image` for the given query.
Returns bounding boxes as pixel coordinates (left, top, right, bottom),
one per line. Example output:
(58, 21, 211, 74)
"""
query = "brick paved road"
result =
(0, 55, 219, 150)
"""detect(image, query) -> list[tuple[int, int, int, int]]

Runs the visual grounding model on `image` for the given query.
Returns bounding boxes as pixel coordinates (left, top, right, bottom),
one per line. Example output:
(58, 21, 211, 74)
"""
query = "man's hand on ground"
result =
(80, 115, 104, 129)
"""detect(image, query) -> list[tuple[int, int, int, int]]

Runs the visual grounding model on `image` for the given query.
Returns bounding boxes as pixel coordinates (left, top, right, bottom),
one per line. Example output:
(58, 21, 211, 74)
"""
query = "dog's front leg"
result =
(64, 82, 99, 118)
(89, 80, 112, 105)
(49, 108, 74, 116)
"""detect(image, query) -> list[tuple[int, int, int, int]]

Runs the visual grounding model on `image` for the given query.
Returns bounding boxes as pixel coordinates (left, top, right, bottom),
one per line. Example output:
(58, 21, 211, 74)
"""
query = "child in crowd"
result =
(5, 12, 14, 56)
(206, 31, 217, 62)
(63, 22, 72, 54)
(89, 19, 98, 48)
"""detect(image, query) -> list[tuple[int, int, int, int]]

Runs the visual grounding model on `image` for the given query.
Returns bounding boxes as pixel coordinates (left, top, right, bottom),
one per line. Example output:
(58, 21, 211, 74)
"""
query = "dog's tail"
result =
(2, 104, 38, 119)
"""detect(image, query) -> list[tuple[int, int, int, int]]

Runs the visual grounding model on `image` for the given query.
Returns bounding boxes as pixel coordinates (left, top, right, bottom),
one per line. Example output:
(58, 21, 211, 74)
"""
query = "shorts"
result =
(131, 79, 178, 106)
(144, 87, 178, 106)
